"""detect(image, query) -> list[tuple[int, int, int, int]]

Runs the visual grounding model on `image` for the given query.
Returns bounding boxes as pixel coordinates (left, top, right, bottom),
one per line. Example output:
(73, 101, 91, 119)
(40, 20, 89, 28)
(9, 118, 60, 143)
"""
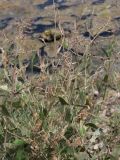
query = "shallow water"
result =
(0, 0, 120, 74)
(0, 1, 111, 33)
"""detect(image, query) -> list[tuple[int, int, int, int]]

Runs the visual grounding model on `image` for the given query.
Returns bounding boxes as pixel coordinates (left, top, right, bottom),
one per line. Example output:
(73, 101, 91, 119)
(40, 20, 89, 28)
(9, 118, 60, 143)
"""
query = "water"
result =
(0, 0, 120, 74)
(0, 0, 107, 33)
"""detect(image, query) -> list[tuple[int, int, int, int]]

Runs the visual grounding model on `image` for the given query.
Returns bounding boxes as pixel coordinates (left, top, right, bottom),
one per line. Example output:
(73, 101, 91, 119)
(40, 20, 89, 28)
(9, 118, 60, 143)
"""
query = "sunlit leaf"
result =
(0, 85, 9, 92)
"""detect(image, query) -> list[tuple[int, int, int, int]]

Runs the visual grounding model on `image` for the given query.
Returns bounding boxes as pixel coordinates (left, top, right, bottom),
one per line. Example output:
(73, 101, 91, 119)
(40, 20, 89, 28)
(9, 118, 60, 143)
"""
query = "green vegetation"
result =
(0, 38, 120, 160)
(0, 0, 120, 159)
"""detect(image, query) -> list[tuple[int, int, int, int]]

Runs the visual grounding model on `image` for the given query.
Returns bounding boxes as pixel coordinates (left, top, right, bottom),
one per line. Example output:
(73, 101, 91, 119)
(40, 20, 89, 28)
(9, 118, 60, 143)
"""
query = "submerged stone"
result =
(98, 30, 113, 37)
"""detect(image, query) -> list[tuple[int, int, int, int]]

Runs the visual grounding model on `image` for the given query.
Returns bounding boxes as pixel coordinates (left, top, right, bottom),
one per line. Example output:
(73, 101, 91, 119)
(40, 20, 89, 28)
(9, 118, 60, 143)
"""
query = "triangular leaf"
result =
(58, 97, 69, 105)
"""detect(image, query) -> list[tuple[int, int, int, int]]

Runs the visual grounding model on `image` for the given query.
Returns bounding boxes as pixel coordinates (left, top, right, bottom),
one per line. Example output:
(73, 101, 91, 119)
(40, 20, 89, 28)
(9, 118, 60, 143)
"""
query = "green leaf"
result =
(85, 123, 98, 130)
(79, 121, 87, 137)
(21, 127, 31, 137)
(0, 125, 3, 135)
(65, 107, 72, 123)
(103, 74, 108, 83)
(4, 139, 27, 150)
(79, 91, 86, 105)
(13, 139, 26, 148)
(12, 99, 22, 108)
(62, 40, 68, 49)
(15, 148, 27, 160)
(64, 126, 76, 139)
(30, 53, 39, 72)
(39, 107, 48, 120)
(16, 81, 23, 91)
(58, 97, 69, 105)
(58, 138, 73, 155)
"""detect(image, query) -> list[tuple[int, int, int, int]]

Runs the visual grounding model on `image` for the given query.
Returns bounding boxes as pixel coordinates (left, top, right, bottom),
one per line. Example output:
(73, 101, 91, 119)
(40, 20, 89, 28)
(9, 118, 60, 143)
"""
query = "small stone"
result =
(93, 90, 99, 97)
(93, 144, 99, 150)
